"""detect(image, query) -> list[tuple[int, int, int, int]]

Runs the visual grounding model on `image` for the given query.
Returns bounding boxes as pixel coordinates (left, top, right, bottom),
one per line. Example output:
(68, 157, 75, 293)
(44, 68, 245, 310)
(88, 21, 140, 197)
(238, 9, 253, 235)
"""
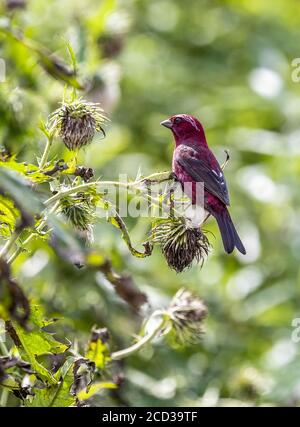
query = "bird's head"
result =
(160, 114, 206, 145)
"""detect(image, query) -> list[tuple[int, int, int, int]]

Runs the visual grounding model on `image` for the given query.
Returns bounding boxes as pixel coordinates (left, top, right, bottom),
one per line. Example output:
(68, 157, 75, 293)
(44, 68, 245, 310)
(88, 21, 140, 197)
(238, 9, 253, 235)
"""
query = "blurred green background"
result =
(1, 0, 300, 406)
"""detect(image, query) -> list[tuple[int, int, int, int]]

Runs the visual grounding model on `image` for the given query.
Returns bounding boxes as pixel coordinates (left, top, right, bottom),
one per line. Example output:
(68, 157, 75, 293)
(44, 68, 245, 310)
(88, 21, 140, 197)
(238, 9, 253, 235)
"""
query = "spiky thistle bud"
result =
(49, 98, 107, 151)
(149, 218, 210, 273)
(59, 192, 96, 242)
(167, 288, 207, 344)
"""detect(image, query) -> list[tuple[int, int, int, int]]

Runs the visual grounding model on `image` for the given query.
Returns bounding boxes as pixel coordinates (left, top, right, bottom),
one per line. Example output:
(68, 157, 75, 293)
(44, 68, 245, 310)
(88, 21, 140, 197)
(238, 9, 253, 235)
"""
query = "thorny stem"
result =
(44, 181, 134, 206)
(43, 171, 173, 207)
(111, 314, 167, 360)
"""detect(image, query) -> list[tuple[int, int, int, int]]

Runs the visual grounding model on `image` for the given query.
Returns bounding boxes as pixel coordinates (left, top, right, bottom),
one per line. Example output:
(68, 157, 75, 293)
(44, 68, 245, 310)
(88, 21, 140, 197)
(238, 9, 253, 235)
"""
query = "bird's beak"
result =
(160, 119, 173, 129)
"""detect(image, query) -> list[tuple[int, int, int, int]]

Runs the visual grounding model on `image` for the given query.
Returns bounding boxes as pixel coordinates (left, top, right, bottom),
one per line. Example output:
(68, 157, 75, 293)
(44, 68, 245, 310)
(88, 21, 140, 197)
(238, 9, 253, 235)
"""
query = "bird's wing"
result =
(177, 145, 230, 206)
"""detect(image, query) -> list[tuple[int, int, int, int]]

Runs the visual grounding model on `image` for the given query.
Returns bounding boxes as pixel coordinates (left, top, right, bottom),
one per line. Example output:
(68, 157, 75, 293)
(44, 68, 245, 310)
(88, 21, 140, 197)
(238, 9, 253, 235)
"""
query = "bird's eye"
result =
(174, 117, 182, 124)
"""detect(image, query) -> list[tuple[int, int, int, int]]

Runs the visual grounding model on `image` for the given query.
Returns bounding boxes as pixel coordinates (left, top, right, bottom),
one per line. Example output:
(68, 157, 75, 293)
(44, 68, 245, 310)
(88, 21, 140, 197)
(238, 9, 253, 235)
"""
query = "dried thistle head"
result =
(167, 288, 207, 344)
(48, 98, 108, 151)
(229, 367, 270, 399)
(149, 218, 210, 273)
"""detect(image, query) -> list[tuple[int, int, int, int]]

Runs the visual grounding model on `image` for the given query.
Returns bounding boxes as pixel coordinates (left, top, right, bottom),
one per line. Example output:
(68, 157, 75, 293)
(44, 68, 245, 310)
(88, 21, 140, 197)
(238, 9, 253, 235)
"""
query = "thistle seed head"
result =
(49, 99, 108, 151)
(167, 288, 207, 344)
(149, 218, 210, 273)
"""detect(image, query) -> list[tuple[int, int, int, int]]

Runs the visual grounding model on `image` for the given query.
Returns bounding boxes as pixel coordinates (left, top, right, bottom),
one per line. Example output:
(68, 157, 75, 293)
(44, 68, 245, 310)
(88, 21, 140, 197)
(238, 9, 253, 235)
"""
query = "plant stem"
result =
(7, 233, 35, 265)
(0, 231, 21, 260)
(111, 316, 166, 360)
(39, 135, 53, 170)
(0, 341, 9, 406)
(0, 341, 9, 356)
(44, 181, 136, 207)
(43, 171, 173, 207)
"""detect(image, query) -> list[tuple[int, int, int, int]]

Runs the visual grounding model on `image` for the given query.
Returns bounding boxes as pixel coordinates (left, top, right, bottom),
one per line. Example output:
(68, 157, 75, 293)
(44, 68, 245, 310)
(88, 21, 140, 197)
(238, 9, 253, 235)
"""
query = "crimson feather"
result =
(161, 114, 246, 255)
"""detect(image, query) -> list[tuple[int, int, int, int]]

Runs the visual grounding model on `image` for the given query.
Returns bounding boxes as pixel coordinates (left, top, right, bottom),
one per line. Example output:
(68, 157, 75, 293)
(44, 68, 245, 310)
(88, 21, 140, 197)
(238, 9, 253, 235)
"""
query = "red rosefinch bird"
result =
(161, 114, 246, 255)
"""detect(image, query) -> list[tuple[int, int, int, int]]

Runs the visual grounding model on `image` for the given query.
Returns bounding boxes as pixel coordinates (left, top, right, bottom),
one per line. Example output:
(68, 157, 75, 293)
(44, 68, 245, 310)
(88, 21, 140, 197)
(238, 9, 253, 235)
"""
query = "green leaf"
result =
(0, 374, 20, 390)
(0, 159, 51, 183)
(11, 321, 67, 385)
(29, 304, 58, 328)
(14, 327, 67, 357)
(27, 357, 76, 407)
(77, 381, 116, 401)
(85, 337, 110, 370)
(0, 194, 19, 238)
(0, 167, 42, 216)
(66, 42, 77, 75)
(85, 251, 105, 267)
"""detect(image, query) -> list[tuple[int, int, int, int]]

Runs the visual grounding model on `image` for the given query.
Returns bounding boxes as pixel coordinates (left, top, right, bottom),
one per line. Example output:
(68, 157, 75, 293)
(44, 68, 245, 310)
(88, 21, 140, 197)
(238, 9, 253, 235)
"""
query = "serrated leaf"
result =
(27, 357, 76, 407)
(11, 322, 67, 385)
(0, 160, 51, 183)
(29, 304, 58, 328)
(14, 327, 67, 357)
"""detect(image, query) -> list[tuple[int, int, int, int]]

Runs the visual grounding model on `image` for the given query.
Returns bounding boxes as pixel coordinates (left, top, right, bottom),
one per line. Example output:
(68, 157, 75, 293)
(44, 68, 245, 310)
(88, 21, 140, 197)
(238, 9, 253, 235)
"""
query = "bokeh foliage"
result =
(1, 0, 300, 406)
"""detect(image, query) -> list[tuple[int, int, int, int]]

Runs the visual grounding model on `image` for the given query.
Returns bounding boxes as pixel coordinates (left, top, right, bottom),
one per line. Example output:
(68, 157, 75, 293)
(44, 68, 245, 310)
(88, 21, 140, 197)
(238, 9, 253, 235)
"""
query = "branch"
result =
(111, 314, 167, 360)
(38, 134, 53, 170)
(43, 171, 174, 207)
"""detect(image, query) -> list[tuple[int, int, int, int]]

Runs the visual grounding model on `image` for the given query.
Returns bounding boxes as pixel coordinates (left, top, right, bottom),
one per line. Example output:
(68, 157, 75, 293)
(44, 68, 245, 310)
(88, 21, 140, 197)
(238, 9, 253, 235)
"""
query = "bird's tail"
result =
(214, 209, 246, 255)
